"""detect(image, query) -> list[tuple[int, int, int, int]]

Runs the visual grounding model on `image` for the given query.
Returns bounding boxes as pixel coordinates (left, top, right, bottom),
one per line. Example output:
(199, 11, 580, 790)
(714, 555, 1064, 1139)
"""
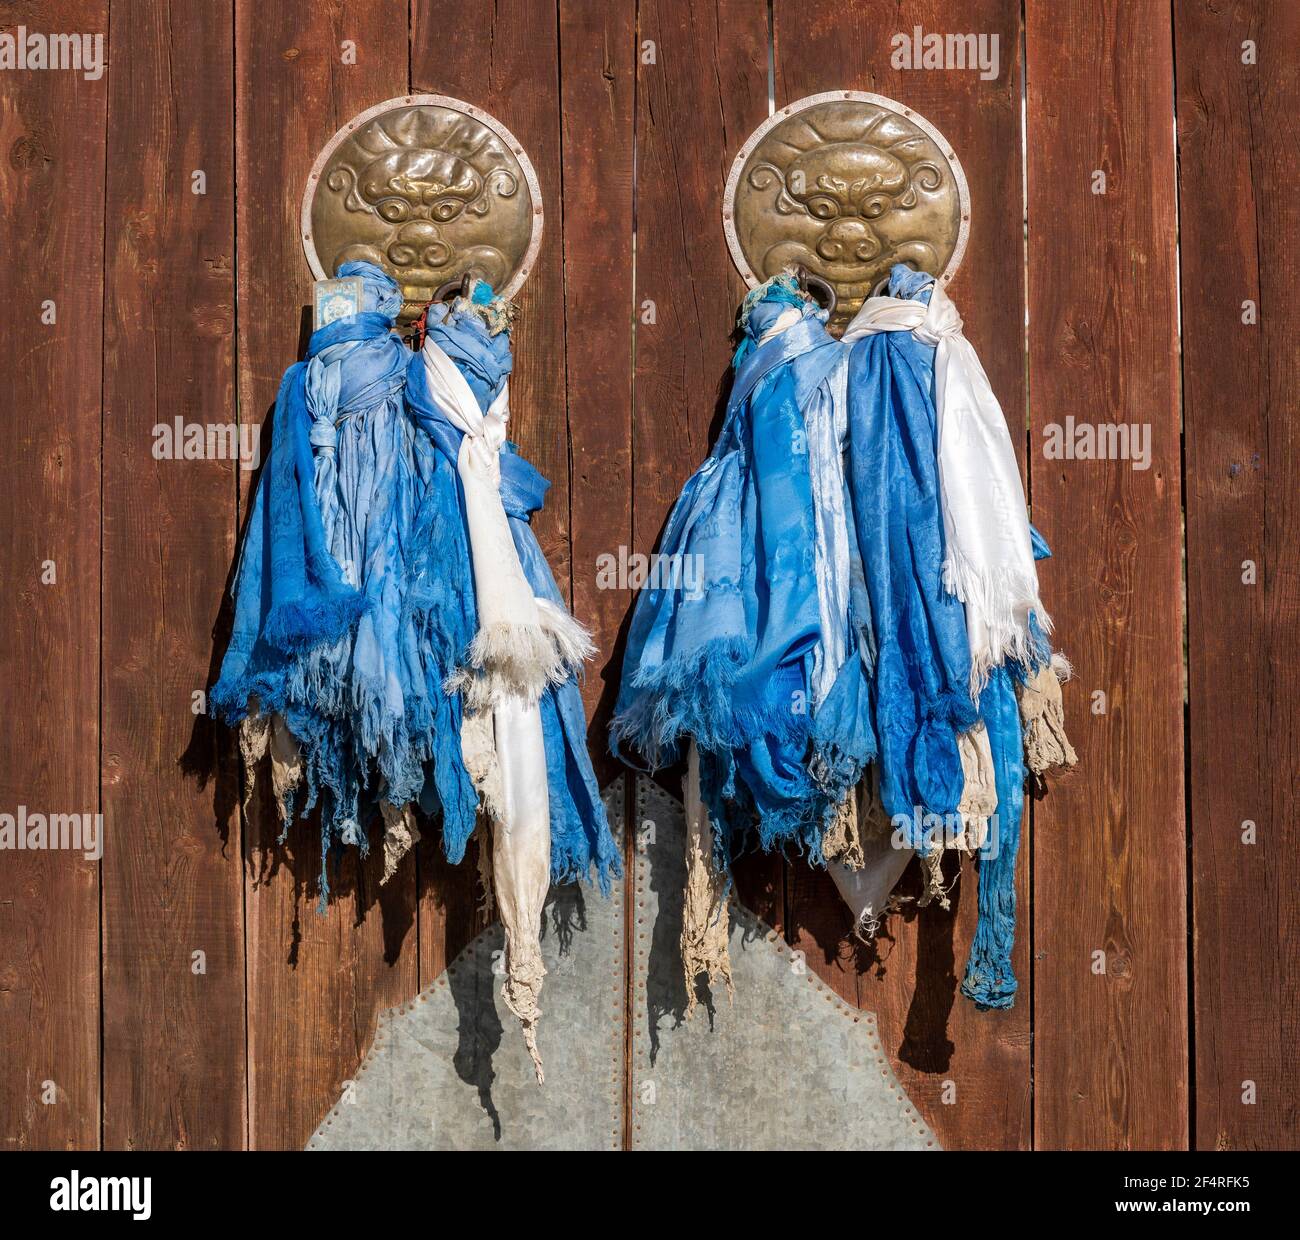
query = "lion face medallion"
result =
(723, 92, 969, 332)
(302, 95, 542, 323)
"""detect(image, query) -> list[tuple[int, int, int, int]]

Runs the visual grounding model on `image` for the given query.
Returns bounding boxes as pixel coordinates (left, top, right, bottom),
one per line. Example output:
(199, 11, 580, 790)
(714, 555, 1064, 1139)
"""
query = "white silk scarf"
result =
(420, 335, 594, 1082)
(841, 282, 1047, 694)
(420, 338, 591, 709)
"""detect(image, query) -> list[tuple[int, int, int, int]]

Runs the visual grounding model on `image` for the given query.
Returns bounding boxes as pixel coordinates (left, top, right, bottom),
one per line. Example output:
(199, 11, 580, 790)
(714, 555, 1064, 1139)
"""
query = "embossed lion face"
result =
(356, 149, 485, 224)
(730, 100, 964, 331)
(308, 103, 538, 322)
(780, 143, 933, 269)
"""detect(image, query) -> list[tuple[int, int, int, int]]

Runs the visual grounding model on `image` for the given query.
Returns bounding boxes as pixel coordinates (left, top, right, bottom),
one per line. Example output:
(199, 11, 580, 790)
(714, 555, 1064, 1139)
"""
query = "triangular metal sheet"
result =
(630, 777, 937, 1150)
(308, 782, 627, 1150)
(307, 775, 937, 1149)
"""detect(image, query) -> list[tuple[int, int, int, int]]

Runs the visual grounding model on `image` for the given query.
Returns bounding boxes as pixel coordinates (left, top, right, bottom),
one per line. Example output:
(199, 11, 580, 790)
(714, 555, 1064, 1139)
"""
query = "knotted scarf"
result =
(213, 265, 618, 1073)
(613, 265, 1074, 1013)
(842, 275, 1049, 695)
(406, 285, 618, 1078)
(612, 278, 873, 866)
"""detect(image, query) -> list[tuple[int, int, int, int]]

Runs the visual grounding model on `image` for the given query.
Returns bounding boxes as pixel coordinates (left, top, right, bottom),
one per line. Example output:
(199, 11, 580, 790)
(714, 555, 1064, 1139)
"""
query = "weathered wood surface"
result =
(101, 0, 244, 1150)
(0, 0, 107, 1151)
(0, 0, 1294, 1152)
(235, 1, 417, 1151)
(559, 0, 635, 773)
(1176, 0, 1299, 1151)
(1026, 0, 1188, 1149)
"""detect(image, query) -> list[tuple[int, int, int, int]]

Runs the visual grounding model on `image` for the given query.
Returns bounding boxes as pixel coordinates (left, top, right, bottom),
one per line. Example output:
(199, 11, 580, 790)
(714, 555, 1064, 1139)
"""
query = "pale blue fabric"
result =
(613, 276, 873, 864)
(214, 264, 618, 898)
(613, 264, 1060, 1009)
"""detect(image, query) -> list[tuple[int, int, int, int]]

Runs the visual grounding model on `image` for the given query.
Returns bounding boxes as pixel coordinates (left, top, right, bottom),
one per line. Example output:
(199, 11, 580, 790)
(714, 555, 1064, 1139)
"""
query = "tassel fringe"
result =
(1017, 656, 1078, 776)
(449, 598, 594, 711)
(941, 547, 1051, 697)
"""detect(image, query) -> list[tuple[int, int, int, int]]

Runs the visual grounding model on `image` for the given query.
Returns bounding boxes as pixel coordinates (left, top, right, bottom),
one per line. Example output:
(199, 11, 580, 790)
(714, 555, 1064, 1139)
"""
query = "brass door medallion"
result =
(301, 94, 543, 323)
(723, 91, 970, 332)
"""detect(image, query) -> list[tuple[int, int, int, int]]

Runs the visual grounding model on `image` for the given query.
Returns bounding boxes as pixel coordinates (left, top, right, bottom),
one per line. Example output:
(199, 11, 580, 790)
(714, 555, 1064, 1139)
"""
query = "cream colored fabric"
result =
(821, 787, 864, 870)
(955, 723, 997, 849)
(681, 742, 732, 1017)
(419, 335, 595, 1085)
(828, 779, 913, 937)
(420, 337, 591, 710)
(489, 691, 551, 1084)
(1018, 653, 1078, 775)
(239, 710, 303, 822)
(379, 801, 420, 886)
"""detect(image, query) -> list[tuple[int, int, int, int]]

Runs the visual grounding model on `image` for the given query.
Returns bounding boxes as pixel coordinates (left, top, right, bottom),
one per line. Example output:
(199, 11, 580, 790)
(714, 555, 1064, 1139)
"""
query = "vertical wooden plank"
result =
(411, 0, 569, 591)
(556, 0, 636, 1150)
(101, 0, 243, 1150)
(1176, 0, 1299, 1150)
(773, 0, 1030, 1149)
(634, 0, 767, 502)
(1027, 0, 1187, 1148)
(236, 0, 416, 1150)
(0, 0, 107, 1150)
(633, 0, 781, 938)
(559, 0, 634, 764)
(406, 0, 568, 986)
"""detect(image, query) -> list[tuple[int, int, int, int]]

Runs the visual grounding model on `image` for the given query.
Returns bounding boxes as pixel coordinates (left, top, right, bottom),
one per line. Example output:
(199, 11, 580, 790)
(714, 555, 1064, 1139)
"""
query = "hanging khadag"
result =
(613, 91, 1076, 1014)
(213, 95, 618, 1084)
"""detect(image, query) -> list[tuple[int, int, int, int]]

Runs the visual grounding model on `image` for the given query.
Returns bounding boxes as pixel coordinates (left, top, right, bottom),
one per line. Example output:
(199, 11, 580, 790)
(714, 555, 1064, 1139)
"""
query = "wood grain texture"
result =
(559, 0, 634, 763)
(0, 0, 106, 1150)
(554, 6, 635, 1114)
(633, 0, 784, 966)
(773, 0, 1030, 1150)
(101, 0, 244, 1150)
(235, 0, 417, 1151)
(1, 0, 1297, 1154)
(1176, 0, 1300, 1151)
(1026, 0, 1187, 1149)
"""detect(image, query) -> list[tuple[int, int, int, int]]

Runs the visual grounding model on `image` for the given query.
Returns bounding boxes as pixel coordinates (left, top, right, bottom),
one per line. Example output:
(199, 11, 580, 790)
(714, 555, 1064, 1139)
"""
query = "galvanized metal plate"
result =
(307, 781, 627, 1151)
(629, 777, 936, 1151)
(723, 91, 970, 332)
(301, 95, 543, 323)
(306, 777, 937, 1150)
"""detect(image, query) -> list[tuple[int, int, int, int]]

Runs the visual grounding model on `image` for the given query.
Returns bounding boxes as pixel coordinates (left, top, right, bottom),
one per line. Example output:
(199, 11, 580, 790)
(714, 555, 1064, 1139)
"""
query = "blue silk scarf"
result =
(614, 265, 1059, 1009)
(213, 264, 617, 897)
(612, 278, 875, 865)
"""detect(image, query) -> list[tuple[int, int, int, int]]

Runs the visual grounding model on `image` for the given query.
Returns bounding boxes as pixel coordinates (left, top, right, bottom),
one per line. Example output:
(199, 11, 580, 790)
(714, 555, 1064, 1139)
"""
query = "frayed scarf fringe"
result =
(961, 872, 1019, 1010)
(755, 796, 832, 866)
(448, 598, 594, 710)
(850, 891, 909, 943)
(550, 835, 620, 895)
(379, 801, 421, 885)
(263, 589, 365, 655)
(941, 549, 1050, 697)
(500, 936, 547, 1084)
(1018, 655, 1079, 776)
(612, 637, 820, 766)
(681, 879, 734, 1020)
(820, 791, 864, 869)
